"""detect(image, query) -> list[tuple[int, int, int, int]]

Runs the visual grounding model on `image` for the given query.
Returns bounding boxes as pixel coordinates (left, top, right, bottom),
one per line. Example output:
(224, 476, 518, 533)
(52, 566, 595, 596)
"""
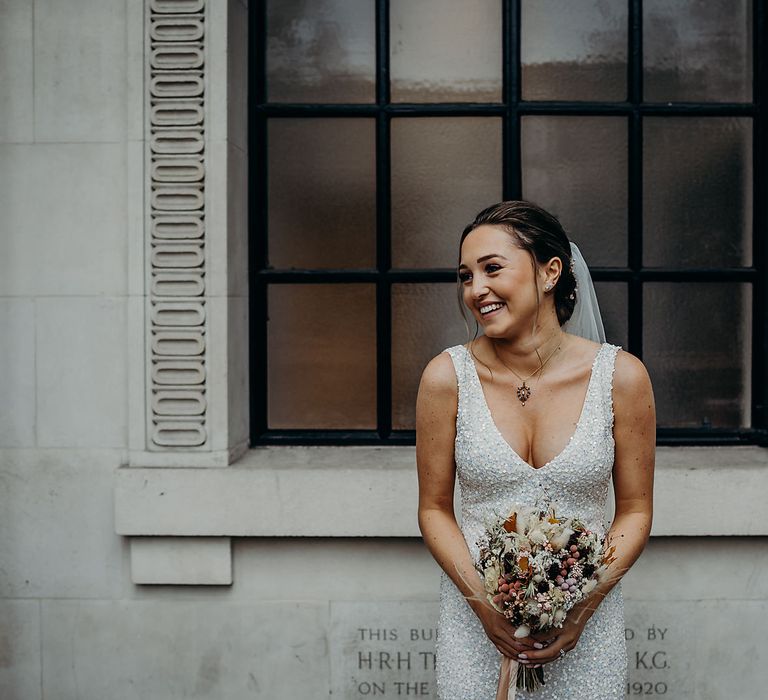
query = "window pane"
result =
(594, 282, 628, 349)
(643, 283, 751, 429)
(392, 283, 468, 429)
(644, 0, 752, 103)
(268, 284, 377, 428)
(390, 0, 502, 103)
(266, 0, 376, 103)
(522, 116, 627, 266)
(521, 0, 627, 102)
(268, 118, 376, 269)
(643, 117, 752, 268)
(391, 117, 502, 268)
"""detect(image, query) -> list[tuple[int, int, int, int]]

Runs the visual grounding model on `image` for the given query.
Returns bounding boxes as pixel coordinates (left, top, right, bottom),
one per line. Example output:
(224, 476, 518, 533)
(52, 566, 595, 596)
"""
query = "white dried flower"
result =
(514, 624, 531, 639)
(550, 527, 575, 552)
(484, 563, 501, 590)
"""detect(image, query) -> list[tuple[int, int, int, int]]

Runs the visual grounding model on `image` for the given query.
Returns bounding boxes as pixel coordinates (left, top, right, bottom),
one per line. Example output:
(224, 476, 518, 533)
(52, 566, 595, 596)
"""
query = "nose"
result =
(471, 277, 489, 301)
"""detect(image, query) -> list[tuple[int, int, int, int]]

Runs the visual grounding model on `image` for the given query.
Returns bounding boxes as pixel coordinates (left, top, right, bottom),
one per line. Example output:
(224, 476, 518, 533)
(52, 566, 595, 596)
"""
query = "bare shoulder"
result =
(612, 348, 655, 412)
(418, 349, 459, 398)
(562, 332, 603, 366)
(416, 349, 460, 433)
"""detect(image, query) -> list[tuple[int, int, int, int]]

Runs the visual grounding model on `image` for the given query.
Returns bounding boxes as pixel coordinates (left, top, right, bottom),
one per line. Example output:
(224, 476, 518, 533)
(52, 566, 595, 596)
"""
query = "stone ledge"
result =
(129, 536, 232, 585)
(114, 445, 768, 537)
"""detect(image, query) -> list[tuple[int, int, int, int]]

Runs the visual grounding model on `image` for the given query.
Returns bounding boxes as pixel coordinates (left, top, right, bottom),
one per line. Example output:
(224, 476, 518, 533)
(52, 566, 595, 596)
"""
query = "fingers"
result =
(486, 619, 555, 659)
(496, 638, 537, 659)
(510, 636, 539, 650)
(499, 647, 533, 662)
(530, 630, 558, 644)
(495, 634, 542, 658)
(496, 636, 555, 663)
(517, 639, 576, 666)
(514, 633, 553, 650)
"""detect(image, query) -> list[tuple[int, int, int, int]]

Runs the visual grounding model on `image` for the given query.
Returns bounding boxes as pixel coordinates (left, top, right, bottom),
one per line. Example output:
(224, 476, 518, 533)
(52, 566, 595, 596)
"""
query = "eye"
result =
(458, 263, 502, 283)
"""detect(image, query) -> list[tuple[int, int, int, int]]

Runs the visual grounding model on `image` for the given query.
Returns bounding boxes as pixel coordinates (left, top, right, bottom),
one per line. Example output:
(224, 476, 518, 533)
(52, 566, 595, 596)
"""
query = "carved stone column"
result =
(147, 0, 208, 450)
(127, 0, 251, 584)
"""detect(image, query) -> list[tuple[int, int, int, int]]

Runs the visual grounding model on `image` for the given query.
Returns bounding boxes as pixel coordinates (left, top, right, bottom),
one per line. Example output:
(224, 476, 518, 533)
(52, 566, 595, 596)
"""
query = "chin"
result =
(481, 325, 505, 337)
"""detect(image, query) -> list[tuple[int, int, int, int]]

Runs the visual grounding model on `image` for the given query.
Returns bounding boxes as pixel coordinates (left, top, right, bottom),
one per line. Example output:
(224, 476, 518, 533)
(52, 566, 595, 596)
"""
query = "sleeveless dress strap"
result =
(443, 345, 469, 415)
(597, 343, 622, 431)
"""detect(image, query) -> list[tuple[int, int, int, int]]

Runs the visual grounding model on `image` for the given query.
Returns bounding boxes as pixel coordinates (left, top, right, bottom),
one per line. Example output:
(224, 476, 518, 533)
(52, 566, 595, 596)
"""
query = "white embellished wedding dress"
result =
(435, 341, 628, 699)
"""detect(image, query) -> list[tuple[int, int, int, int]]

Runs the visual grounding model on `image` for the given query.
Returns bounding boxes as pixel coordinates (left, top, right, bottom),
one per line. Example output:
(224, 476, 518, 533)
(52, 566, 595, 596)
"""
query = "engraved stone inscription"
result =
(624, 603, 691, 698)
(330, 602, 440, 698)
(331, 601, 700, 699)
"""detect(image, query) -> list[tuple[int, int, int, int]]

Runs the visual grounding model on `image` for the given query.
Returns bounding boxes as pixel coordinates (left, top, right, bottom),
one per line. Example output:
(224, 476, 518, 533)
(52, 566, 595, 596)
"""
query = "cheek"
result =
(509, 278, 537, 301)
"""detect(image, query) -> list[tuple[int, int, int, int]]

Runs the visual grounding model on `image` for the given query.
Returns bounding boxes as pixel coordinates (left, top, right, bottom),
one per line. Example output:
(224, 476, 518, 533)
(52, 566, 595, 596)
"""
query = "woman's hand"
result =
(476, 607, 545, 660)
(517, 604, 593, 668)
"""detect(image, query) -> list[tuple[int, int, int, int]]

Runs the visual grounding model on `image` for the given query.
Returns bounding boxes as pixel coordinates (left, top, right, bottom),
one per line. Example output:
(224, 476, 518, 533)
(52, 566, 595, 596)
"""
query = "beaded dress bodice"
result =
(435, 341, 627, 699)
(446, 341, 620, 561)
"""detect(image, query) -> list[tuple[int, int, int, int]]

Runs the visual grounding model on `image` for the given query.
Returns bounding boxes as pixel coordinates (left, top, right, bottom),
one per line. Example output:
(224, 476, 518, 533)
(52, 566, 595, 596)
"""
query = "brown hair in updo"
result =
(456, 200, 578, 346)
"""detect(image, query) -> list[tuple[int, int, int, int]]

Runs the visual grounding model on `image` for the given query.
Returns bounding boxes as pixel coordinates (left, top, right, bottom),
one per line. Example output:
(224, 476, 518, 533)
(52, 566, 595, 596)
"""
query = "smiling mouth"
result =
(479, 303, 505, 319)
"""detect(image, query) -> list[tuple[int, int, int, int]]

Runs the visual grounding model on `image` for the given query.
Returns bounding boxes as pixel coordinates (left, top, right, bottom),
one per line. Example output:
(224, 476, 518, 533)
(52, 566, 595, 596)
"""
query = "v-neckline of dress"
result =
(464, 342, 605, 472)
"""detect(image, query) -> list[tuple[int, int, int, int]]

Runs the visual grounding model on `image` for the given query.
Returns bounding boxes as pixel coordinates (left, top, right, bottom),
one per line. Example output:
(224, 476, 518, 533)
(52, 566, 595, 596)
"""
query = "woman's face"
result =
(458, 225, 546, 336)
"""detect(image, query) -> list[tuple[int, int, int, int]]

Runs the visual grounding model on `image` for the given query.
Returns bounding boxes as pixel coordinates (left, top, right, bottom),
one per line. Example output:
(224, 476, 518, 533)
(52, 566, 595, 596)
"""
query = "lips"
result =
(479, 303, 505, 319)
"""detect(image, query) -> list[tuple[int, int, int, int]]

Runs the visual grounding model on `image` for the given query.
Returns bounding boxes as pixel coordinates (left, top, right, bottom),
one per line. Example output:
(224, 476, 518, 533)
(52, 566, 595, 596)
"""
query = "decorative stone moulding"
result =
(147, 0, 208, 449)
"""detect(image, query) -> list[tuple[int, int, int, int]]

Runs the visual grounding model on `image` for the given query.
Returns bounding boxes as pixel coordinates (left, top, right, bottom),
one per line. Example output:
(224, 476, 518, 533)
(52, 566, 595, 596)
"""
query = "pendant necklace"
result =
(492, 335, 563, 406)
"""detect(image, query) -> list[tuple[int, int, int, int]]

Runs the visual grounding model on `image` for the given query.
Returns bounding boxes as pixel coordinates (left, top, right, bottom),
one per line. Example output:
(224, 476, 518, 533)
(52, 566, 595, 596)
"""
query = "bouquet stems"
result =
(516, 664, 545, 692)
(496, 656, 544, 699)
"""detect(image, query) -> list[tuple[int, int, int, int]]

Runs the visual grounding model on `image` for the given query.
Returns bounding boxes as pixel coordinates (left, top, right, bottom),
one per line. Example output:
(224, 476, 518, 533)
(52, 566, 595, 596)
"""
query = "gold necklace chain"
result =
(491, 335, 564, 406)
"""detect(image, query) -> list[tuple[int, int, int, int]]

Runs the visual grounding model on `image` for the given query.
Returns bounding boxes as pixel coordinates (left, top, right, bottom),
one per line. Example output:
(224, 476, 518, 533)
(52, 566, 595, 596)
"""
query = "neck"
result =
(488, 318, 566, 375)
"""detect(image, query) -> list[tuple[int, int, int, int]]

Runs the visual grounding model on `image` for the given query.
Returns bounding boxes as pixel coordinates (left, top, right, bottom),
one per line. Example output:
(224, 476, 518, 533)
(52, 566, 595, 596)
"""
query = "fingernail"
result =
(518, 653, 527, 659)
(533, 642, 544, 649)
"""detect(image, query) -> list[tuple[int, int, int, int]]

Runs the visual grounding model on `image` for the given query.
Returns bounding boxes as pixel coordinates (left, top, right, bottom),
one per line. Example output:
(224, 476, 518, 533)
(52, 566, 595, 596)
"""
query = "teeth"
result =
(480, 303, 504, 314)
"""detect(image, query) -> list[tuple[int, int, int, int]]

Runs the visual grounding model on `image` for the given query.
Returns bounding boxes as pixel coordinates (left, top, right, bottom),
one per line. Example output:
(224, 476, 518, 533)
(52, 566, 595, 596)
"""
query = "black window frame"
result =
(248, 0, 768, 448)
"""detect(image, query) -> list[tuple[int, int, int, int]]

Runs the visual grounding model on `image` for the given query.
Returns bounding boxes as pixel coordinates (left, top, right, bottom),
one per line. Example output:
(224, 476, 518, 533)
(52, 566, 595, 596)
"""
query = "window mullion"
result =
(752, 0, 768, 440)
(627, 0, 644, 360)
(249, 0, 269, 443)
(376, 0, 393, 439)
(503, 0, 521, 199)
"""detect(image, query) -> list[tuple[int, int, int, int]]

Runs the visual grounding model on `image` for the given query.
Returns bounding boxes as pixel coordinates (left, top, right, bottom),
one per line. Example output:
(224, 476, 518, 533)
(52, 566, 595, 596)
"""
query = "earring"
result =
(544, 283, 552, 291)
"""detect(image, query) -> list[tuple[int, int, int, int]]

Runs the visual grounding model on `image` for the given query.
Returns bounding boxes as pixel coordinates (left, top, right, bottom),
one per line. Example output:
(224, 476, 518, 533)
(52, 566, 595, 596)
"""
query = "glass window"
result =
(643, 0, 752, 103)
(521, 115, 627, 266)
(251, 0, 764, 446)
(643, 283, 751, 429)
(268, 118, 377, 269)
(268, 284, 377, 429)
(266, 0, 376, 103)
(643, 117, 752, 268)
(391, 117, 503, 269)
(390, 0, 502, 103)
(521, 0, 627, 102)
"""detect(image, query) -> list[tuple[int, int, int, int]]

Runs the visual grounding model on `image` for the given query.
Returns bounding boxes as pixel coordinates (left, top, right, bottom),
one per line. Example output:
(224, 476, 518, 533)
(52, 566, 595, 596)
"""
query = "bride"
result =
(415, 200, 655, 698)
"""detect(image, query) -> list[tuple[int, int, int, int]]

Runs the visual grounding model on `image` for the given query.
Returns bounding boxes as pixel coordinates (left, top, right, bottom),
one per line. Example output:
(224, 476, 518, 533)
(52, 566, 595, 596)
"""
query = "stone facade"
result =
(0, 1, 766, 698)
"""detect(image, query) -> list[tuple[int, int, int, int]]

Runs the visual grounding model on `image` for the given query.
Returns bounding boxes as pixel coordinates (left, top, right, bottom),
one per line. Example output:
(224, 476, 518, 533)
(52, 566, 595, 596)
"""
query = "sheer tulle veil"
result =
(561, 241, 606, 343)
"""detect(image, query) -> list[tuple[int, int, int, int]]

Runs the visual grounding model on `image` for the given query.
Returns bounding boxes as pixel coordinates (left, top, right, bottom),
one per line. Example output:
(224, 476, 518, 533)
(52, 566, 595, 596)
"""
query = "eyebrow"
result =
(458, 254, 508, 269)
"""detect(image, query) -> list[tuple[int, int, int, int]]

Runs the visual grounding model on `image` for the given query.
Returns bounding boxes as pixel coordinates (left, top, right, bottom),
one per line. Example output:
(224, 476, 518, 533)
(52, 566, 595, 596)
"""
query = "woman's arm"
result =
(574, 348, 656, 617)
(416, 351, 487, 618)
(416, 351, 534, 658)
(520, 349, 656, 666)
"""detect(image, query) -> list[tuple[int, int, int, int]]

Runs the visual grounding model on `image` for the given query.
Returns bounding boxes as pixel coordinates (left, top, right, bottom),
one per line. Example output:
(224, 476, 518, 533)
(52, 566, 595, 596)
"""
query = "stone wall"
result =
(0, 1, 766, 699)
